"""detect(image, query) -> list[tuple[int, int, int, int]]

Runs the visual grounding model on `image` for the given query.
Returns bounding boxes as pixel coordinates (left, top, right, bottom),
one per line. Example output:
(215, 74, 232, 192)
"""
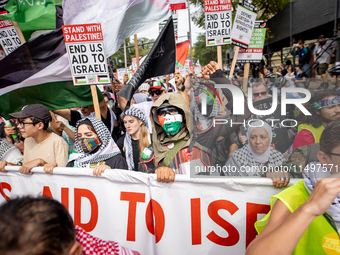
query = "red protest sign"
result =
(62, 23, 103, 43)
(204, 0, 232, 12)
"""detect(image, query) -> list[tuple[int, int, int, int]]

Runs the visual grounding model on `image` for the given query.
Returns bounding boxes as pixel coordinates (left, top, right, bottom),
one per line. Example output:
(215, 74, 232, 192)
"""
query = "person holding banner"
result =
(150, 93, 192, 180)
(117, 108, 155, 172)
(225, 120, 288, 188)
(44, 117, 128, 175)
(0, 104, 69, 174)
(247, 118, 340, 255)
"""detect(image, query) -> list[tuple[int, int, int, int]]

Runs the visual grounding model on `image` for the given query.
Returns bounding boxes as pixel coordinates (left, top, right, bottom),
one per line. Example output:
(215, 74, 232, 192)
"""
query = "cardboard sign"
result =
(240, 97, 292, 153)
(62, 23, 110, 86)
(0, 12, 22, 55)
(204, 0, 232, 47)
(159, 10, 178, 42)
(230, 0, 257, 49)
(237, 21, 266, 63)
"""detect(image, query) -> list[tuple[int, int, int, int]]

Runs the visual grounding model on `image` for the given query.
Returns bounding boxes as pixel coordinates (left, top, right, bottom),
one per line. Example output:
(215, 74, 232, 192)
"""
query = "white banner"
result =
(0, 167, 300, 255)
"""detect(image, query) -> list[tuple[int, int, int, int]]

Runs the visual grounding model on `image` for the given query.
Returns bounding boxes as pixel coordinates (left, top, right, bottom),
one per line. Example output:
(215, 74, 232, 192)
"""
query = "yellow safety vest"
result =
(298, 123, 324, 144)
(255, 180, 339, 255)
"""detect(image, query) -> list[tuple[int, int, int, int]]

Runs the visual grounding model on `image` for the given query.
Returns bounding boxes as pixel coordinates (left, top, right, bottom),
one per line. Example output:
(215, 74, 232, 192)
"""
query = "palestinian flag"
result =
(74, 76, 86, 85)
(0, 28, 103, 119)
(97, 75, 109, 83)
(176, 40, 189, 68)
(207, 39, 215, 46)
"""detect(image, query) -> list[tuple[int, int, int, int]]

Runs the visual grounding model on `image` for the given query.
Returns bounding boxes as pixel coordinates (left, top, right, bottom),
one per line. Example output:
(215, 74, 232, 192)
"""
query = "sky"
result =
(133, 4, 205, 46)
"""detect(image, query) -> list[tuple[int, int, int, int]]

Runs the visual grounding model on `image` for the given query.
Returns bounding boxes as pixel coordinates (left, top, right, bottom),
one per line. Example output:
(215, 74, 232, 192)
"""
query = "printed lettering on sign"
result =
(62, 23, 110, 85)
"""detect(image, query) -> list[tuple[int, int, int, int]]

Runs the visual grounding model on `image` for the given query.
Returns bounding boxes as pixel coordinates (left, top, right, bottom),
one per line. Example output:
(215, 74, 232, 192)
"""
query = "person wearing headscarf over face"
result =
(225, 120, 287, 186)
(117, 108, 155, 172)
(150, 93, 192, 182)
(44, 117, 127, 175)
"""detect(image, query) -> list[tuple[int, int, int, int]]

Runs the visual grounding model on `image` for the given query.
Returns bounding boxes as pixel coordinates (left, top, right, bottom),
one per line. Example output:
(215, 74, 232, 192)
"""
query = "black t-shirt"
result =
(70, 109, 117, 141)
(117, 136, 140, 170)
(66, 154, 128, 170)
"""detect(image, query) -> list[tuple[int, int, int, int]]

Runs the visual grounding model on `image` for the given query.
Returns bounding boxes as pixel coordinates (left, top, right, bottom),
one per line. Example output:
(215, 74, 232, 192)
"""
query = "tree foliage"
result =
(109, 37, 154, 70)
(193, 32, 233, 66)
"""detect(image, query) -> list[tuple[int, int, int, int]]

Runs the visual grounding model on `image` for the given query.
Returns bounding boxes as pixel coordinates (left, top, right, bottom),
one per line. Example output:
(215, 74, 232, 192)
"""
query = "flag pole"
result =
(124, 39, 128, 72)
(243, 63, 250, 95)
(134, 34, 140, 68)
(90, 85, 101, 120)
(217, 46, 227, 115)
(229, 46, 239, 78)
(13, 22, 25, 43)
(187, 1, 193, 62)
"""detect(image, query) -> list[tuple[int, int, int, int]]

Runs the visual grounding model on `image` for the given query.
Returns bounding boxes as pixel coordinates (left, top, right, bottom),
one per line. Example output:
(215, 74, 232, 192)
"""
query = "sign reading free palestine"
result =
(237, 21, 266, 63)
(62, 23, 110, 86)
(204, 0, 232, 47)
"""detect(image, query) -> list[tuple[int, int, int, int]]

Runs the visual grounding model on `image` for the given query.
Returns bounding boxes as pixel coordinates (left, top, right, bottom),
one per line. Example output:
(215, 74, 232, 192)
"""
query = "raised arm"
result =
(246, 177, 340, 255)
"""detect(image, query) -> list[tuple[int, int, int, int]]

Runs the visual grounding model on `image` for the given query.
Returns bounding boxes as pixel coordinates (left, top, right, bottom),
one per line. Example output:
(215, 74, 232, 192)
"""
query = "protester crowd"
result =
(1, 35, 340, 254)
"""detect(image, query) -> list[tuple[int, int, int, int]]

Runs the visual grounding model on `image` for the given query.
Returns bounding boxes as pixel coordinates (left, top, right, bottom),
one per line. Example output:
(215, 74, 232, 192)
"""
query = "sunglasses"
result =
(253, 91, 267, 97)
(150, 90, 163, 96)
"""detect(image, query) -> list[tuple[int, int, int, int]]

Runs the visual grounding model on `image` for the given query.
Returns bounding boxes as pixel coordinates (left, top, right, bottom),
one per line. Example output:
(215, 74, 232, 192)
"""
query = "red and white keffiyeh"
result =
(75, 225, 140, 255)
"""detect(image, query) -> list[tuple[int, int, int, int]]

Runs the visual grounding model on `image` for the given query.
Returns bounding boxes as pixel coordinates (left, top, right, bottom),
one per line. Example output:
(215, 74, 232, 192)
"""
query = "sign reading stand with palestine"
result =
(204, 0, 232, 47)
(62, 23, 110, 86)
(230, 0, 257, 49)
(237, 21, 266, 62)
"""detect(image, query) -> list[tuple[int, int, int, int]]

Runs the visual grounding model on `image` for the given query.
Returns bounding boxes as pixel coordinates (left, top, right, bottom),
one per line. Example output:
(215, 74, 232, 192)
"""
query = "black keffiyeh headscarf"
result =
(68, 117, 121, 168)
(121, 108, 149, 170)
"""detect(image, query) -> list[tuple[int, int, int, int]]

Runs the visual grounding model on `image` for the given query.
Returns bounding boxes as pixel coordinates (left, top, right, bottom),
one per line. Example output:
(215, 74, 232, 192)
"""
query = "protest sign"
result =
(169, 0, 186, 10)
(0, 12, 22, 55)
(230, 0, 257, 49)
(62, 23, 110, 86)
(0, 167, 299, 255)
(159, 10, 178, 42)
(240, 97, 292, 153)
(116, 68, 126, 83)
(237, 21, 266, 63)
(204, 0, 232, 47)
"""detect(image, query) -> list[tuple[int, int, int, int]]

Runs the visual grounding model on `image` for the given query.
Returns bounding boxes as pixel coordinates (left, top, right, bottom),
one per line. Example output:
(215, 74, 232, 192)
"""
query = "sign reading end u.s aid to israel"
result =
(62, 23, 110, 86)
(0, 11, 22, 56)
(204, 0, 232, 47)
(237, 21, 266, 62)
(230, 0, 257, 49)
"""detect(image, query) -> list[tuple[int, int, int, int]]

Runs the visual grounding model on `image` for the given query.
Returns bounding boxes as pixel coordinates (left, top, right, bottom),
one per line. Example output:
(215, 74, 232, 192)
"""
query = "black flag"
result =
(118, 16, 176, 101)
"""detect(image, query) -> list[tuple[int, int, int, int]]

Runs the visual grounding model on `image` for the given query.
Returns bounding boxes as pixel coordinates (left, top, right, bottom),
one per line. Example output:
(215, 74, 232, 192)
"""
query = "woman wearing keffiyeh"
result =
(44, 117, 128, 175)
(225, 120, 285, 178)
(247, 118, 340, 255)
(117, 107, 155, 172)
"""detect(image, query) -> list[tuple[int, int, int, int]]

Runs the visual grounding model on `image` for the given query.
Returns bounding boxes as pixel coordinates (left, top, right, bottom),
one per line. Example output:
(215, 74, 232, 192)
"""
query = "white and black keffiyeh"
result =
(68, 117, 121, 168)
(0, 138, 13, 159)
(303, 162, 340, 234)
(121, 108, 148, 170)
(225, 120, 285, 176)
(225, 145, 285, 176)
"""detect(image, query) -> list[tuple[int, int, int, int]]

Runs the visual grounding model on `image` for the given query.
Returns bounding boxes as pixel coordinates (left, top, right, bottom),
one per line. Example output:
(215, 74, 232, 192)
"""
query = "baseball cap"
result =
(9, 104, 51, 122)
(139, 83, 150, 92)
(148, 81, 167, 93)
(266, 66, 273, 72)
(318, 35, 325, 39)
